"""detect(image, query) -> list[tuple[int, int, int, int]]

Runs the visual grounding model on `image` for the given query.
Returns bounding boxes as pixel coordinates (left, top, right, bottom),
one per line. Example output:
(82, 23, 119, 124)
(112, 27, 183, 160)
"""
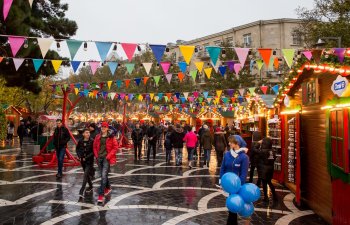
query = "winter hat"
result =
(252, 131, 262, 142)
(203, 125, 208, 129)
(101, 122, 109, 128)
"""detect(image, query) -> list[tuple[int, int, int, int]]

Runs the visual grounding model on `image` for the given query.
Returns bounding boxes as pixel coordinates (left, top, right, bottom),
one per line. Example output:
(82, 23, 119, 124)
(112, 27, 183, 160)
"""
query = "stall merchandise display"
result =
(287, 117, 296, 183)
(267, 118, 282, 171)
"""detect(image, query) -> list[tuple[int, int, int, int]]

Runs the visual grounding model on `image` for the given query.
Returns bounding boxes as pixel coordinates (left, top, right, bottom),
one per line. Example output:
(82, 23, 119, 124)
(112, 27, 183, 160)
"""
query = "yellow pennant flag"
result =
(204, 68, 212, 79)
(107, 81, 112, 90)
(169, 104, 173, 110)
(150, 93, 155, 100)
(215, 97, 220, 105)
(51, 60, 62, 74)
(216, 90, 223, 98)
(195, 62, 204, 73)
(74, 88, 79, 95)
(179, 45, 195, 65)
(139, 95, 143, 101)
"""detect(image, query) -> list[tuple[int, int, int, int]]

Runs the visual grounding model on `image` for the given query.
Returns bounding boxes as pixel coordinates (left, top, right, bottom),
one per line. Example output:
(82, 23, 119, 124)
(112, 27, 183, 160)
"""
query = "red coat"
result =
(93, 134, 118, 165)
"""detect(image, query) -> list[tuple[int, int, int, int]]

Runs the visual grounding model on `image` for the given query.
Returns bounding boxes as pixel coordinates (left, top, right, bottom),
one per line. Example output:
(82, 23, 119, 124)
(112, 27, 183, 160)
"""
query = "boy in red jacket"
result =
(93, 122, 118, 204)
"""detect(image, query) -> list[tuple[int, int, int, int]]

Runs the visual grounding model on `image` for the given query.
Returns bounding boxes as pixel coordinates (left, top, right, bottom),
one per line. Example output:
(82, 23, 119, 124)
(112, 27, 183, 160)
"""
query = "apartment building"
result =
(168, 18, 303, 85)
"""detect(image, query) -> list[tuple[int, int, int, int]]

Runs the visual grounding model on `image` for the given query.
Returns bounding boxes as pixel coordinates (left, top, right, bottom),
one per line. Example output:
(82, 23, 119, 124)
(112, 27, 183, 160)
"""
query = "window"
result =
(330, 110, 345, 169)
(214, 40, 222, 46)
(302, 79, 319, 105)
(243, 34, 251, 47)
(292, 32, 302, 46)
(226, 36, 234, 45)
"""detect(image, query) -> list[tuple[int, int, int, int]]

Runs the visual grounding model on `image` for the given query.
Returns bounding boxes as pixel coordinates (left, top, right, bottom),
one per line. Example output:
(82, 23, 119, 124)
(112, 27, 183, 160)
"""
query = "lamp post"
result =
(315, 37, 342, 48)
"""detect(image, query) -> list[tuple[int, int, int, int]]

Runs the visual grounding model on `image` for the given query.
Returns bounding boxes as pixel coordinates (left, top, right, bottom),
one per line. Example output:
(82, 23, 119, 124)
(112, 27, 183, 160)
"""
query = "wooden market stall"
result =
(160, 110, 193, 125)
(2, 105, 22, 136)
(274, 60, 350, 224)
(196, 109, 224, 130)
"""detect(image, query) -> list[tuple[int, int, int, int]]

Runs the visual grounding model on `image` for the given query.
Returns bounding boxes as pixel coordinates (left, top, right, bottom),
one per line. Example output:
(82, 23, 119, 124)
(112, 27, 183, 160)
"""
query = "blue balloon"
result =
(238, 202, 255, 218)
(221, 172, 241, 194)
(238, 183, 261, 203)
(226, 194, 244, 213)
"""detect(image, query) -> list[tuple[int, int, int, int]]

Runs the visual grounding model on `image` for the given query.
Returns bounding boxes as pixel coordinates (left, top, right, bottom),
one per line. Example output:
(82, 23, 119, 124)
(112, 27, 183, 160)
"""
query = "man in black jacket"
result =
(53, 119, 71, 179)
(131, 123, 144, 161)
(170, 124, 186, 166)
(146, 121, 157, 161)
(17, 121, 26, 148)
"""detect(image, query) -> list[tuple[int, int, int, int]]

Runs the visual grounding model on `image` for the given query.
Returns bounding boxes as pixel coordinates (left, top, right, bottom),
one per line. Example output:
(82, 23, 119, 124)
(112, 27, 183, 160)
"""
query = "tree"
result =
(0, 108, 6, 141)
(295, 0, 350, 47)
(0, 0, 78, 93)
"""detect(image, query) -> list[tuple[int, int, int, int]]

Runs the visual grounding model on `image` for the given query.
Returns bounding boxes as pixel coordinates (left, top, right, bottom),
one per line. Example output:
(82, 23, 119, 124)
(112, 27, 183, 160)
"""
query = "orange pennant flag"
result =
(258, 48, 272, 67)
(125, 79, 131, 88)
(143, 77, 149, 85)
(166, 93, 172, 99)
(0, 57, 3, 63)
(274, 57, 279, 70)
(92, 90, 98, 97)
(178, 72, 185, 82)
(231, 97, 236, 103)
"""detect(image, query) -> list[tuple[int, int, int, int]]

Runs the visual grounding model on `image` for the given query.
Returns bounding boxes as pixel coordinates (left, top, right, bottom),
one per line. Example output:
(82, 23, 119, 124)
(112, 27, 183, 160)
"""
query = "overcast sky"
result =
(62, 0, 314, 44)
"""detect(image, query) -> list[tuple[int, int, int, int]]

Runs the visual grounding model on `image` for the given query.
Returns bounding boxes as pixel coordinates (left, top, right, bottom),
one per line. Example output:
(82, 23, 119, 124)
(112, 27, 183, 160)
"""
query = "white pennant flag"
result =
(142, 63, 153, 75)
(183, 92, 189, 99)
(37, 38, 54, 58)
(110, 92, 116, 100)
(13, 58, 25, 71)
(28, 0, 34, 7)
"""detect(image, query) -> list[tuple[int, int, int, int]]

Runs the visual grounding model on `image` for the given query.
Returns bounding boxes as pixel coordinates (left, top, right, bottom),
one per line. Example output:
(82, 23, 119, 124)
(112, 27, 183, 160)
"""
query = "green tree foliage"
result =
(0, 108, 6, 141)
(296, 0, 350, 47)
(0, 0, 77, 93)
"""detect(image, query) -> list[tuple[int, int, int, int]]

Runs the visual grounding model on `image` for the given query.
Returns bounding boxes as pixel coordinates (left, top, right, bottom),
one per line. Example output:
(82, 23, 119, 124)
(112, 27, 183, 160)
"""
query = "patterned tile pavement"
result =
(0, 138, 329, 225)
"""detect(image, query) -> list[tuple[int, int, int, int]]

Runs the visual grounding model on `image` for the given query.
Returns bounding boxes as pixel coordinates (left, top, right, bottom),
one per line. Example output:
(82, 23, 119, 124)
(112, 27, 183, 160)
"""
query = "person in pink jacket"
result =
(183, 127, 198, 169)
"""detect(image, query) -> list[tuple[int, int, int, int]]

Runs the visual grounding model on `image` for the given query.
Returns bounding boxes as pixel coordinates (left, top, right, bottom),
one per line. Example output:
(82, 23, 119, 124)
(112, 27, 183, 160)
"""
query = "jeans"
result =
(174, 148, 183, 165)
(227, 211, 238, 225)
(215, 149, 224, 166)
(80, 161, 93, 193)
(204, 149, 211, 164)
(98, 158, 110, 195)
(56, 147, 66, 175)
(249, 164, 261, 186)
(165, 148, 172, 163)
(134, 142, 142, 160)
(147, 141, 157, 160)
(187, 147, 195, 161)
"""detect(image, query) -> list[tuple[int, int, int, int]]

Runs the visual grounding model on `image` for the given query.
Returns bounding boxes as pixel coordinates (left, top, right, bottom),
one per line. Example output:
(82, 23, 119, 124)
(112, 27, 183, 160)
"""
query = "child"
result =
(220, 135, 249, 225)
(76, 129, 94, 198)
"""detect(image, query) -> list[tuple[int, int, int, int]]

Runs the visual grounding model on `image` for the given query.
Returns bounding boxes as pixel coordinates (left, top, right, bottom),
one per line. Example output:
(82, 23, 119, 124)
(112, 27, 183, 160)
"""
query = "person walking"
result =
(131, 123, 144, 161)
(220, 135, 249, 225)
(93, 122, 118, 204)
(164, 126, 173, 164)
(53, 119, 71, 179)
(214, 127, 227, 167)
(88, 123, 99, 140)
(198, 125, 205, 157)
(6, 121, 15, 143)
(170, 124, 186, 166)
(259, 137, 277, 202)
(183, 127, 198, 169)
(201, 125, 213, 168)
(249, 131, 262, 186)
(17, 121, 26, 148)
(146, 121, 158, 162)
(76, 129, 94, 198)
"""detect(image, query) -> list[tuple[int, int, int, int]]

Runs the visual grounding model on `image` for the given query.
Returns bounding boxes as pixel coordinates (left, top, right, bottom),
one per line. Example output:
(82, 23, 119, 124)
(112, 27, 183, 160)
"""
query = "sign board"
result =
(331, 75, 349, 97)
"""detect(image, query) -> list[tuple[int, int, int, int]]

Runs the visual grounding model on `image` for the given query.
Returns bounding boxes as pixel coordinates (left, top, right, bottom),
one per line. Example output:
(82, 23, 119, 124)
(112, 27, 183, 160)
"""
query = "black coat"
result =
(214, 132, 227, 152)
(201, 130, 213, 150)
(76, 138, 94, 165)
(17, 124, 26, 137)
(250, 142, 261, 166)
(170, 128, 186, 148)
(132, 128, 144, 144)
(147, 126, 158, 143)
(258, 138, 275, 180)
(53, 126, 71, 150)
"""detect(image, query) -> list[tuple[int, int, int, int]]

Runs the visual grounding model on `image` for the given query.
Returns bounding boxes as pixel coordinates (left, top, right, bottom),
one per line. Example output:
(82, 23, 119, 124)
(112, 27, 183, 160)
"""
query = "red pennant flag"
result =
(0, 57, 3, 63)
(260, 86, 268, 95)
(124, 79, 131, 88)
(258, 48, 272, 67)
(143, 77, 149, 85)
(99, 82, 104, 89)
(178, 72, 185, 82)
(121, 43, 137, 62)
(166, 93, 172, 99)
(69, 84, 74, 90)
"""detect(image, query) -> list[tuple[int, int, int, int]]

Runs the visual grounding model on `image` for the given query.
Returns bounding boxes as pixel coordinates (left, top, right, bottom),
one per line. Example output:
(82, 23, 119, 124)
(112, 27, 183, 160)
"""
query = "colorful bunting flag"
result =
(216, 90, 223, 98)
(234, 63, 242, 75)
(282, 49, 296, 68)
(193, 91, 199, 98)
(273, 57, 279, 70)
(178, 72, 185, 82)
(110, 92, 117, 100)
(272, 85, 279, 94)
(238, 88, 245, 96)
(51, 60, 62, 73)
(32, 59, 44, 73)
(0, 57, 3, 63)
(125, 63, 135, 74)
(178, 61, 187, 73)
(143, 77, 149, 85)
(107, 62, 118, 75)
(28, 0, 34, 7)
(334, 48, 346, 63)
(124, 79, 131, 88)
(121, 43, 137, 62)
(190, 70, 197, 81)
(135, 78, 141, 86)
(95, 42, 112, 62)
(234, 48, 250, 66)
(204, 68, 212, 79)
(183, 92, 189, 99)
(74, 88, 79, 95)
(149, 44, 166, 64)
(107, 81, 112, 89)
(218, 66, 226, 76)
(203, 91, 209, 99)
(194, 61, 204, 73)
(260, 85, 268, 95)
(150, 93, 155, 100)
(37, 38, 54, 58)
(205, 46, 221, 66)
(66, 40, 83, 60)
(226, 61, 235, 72)
(165, 74, 172, 84)
(89, 61, 100, 75)
(258, 48, 272, 67)
(226, 89, 234, 97)
(160, 62, 171, 74)
(179, 45, 195, 65)
(302, 51, 312, 61)
(142, 63, 152, 75)
(248, 87, 256, 96)
(71, 61, 81, 73)
(13, 58, 24, 71)
(153, 75, 161, 86)
(116, 80, 122, 88)
(8, 36, 25, 56)
(256, 59, 264, 70)
(3, 0, 13, 20)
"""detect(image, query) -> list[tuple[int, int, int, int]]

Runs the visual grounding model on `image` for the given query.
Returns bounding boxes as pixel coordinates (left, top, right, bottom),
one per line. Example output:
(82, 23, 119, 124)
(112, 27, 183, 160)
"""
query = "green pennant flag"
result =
(198, 97, 203, 103)
(256, 59, 264, 70)
(153, 75, 161, 85)
(56, 85, 60, 92)
(63, 84, 68, 91)
(190, 70, 197, 81)
(222, 97, 228, 103)
(66, 40, 83, 60)
(248, 87, 256, 95)
(164, 96, 169, 102)
(282, 49, 296, 68)
(125, 63, 135, 74)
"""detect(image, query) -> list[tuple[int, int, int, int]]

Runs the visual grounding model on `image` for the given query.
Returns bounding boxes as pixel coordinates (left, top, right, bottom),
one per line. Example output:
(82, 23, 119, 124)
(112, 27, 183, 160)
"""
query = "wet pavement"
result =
(0, 138, 329, 225)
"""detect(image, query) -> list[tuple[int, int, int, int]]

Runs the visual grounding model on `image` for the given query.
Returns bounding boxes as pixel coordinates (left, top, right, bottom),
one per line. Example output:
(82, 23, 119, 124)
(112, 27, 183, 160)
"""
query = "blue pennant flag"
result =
(203, 91, 209, 99)
(180, 97, 186, 103)
(75, 83, 81, 89)
(250, 60, 255, 71)
(71, 61, 81, 73)
(272, 85, 279, 94)
(32, 59, 44, 73)
(219, 65, 226, 76)
(83, 89, 89, 97)
(158, 93, 164, 99)
(107, 62, 118, 75)
(128, 93, 134, 100)
(95, 42, 113, 62)
(205, 46, 221, 66)
(149, 44, 166, 64)
(238, 96, 244, 103)
(175, 92, 180, 99)
(116, 80, 122, 88)
(178, 61, 187, 73)
(135, 78, 141, 86)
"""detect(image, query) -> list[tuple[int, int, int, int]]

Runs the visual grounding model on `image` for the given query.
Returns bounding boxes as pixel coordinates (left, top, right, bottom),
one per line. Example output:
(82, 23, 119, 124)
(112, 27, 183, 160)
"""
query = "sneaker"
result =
(79, 191, 85, 198)
(104, 187, 112, 196)
(85, 186, 93, 193)
(97, 195, 104, 203)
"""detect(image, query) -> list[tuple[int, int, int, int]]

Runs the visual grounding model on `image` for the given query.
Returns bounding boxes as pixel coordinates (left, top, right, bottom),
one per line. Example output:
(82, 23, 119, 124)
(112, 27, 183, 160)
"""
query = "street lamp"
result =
(315, 37, 342, 48)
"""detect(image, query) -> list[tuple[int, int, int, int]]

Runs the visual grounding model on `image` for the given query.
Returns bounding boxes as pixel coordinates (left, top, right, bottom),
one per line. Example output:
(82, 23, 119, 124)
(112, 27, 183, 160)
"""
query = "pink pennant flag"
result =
(8, 36, 25, 56)
(193, 91, 199, 98)
(302, 51, 312, 61)
(234, 63, 242, 75)
(13, 58, 25, 71)
(89, 61, 100, 75)
(3, 0, 13, 20)
(119, 93, 126, 99)
(160, 62, 171, 74)
(121, 43, 137, 62)
(165, 74, 172, 84)
(234, 48, 250, 66)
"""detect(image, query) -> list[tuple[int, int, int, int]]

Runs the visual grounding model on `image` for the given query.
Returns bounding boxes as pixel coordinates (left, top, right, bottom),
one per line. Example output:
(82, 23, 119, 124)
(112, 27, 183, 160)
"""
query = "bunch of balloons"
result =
(221, 172, 261, 218)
